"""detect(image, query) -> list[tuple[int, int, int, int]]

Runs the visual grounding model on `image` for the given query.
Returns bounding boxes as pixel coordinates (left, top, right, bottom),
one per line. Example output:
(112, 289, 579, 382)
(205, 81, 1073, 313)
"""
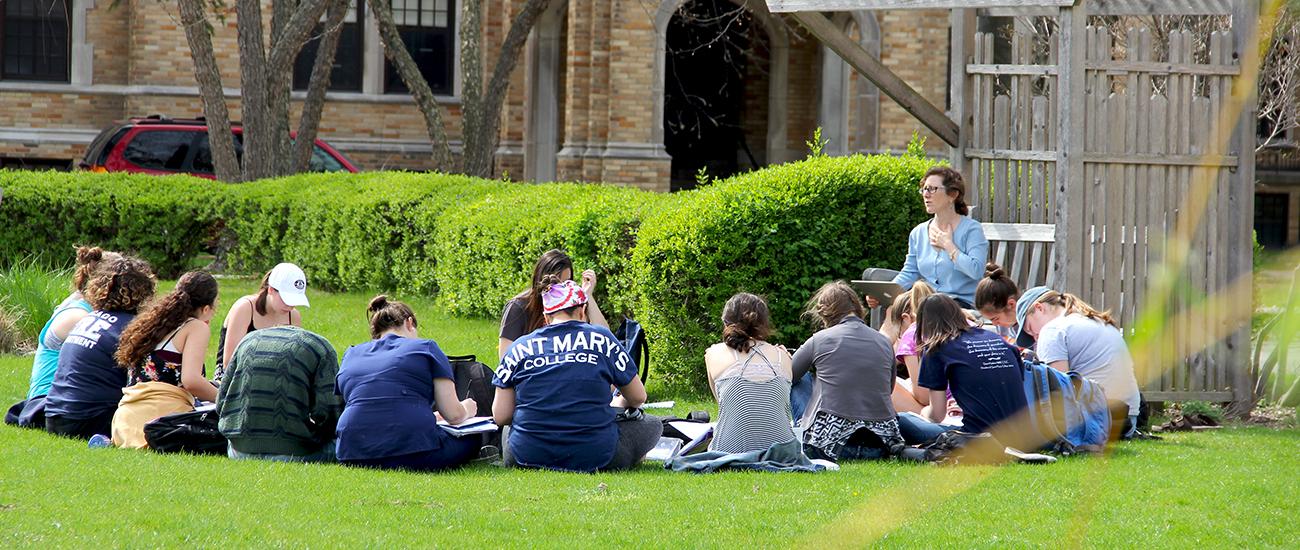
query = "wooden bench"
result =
(982, 222, 1057, 290)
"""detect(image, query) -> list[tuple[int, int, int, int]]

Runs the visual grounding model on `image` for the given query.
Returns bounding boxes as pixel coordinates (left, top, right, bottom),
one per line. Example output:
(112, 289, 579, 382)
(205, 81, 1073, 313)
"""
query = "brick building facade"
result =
(0, 0, 949, 192)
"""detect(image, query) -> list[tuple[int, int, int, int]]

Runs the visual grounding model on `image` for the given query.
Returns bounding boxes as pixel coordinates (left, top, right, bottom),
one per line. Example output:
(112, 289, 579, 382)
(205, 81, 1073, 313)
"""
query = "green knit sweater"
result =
(216, 326, 342, 456)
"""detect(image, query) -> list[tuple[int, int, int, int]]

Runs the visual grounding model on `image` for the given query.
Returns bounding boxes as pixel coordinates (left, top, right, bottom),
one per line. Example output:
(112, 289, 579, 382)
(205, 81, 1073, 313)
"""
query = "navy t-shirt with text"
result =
(918, 328, 1027, 435)
(44, 310, 135, 420)
(493, 320, 636, 472)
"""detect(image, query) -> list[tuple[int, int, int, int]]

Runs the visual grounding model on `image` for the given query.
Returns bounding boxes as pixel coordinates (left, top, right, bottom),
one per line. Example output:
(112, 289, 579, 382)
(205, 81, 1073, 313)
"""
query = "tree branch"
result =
(180, 0, 240, 182)
(462, 0, 553, 177)
(366, 0, 455, 170)
(294, 0, 351, 172)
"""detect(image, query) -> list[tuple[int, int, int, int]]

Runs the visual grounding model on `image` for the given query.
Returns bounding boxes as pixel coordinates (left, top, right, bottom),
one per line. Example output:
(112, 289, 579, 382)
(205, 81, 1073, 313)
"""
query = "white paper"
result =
(667, 421, 713, 441)
(644, 437, 683, 461)
(642, 401, 676, 409)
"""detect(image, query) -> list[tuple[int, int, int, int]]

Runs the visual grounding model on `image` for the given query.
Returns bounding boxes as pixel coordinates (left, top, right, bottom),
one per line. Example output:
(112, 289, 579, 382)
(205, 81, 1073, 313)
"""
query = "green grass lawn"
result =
(2, 284, 1297, 547)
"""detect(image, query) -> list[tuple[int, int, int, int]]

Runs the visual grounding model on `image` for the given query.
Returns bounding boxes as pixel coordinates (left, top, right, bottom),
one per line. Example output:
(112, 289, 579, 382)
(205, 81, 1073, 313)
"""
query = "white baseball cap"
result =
(268, 263, 310, 307)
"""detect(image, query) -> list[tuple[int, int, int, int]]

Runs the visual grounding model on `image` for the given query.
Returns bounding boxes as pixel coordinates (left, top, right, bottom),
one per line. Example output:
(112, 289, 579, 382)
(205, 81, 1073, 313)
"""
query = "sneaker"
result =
(87, 434, 113, 448)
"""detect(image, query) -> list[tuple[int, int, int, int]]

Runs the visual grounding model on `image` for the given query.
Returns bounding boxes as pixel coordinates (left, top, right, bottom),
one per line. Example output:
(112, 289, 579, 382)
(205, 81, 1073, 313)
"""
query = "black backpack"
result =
(144, 409, 228, 455)
(614, 317, 650, 383)
(447, 355, 495, 417)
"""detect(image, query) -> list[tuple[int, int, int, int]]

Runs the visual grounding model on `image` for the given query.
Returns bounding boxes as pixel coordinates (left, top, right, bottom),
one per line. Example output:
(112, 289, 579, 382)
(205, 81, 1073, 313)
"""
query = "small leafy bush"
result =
(631, 153, 933, 392)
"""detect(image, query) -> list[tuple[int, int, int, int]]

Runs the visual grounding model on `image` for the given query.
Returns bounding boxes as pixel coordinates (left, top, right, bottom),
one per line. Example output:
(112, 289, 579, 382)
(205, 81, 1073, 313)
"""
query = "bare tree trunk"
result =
(294, 0, 350, 172)
(459, 0, 485, 176)
(238, 0, 329, 181)
(179, 0, 240, 182)
(237, 0, 274, 181)
(461, 0, 552, 178)
(366, 0, 455, 171)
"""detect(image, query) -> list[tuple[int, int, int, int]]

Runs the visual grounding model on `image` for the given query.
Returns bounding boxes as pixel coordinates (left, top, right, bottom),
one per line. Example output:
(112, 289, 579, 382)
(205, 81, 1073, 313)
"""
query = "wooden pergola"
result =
(768, 0, 1259, 407)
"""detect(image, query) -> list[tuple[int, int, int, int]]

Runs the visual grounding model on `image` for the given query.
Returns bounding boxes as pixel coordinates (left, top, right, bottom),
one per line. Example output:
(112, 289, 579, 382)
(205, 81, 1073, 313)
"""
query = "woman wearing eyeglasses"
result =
(867, 167, 988, 310)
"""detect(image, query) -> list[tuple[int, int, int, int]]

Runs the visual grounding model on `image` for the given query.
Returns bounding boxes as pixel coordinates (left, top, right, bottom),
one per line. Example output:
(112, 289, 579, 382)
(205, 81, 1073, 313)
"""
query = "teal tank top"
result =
(27, 296, 93, 399)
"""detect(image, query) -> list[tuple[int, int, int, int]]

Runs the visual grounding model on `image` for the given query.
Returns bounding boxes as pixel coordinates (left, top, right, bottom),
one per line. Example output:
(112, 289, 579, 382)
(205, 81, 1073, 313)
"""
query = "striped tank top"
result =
(710, 343, 797, 454)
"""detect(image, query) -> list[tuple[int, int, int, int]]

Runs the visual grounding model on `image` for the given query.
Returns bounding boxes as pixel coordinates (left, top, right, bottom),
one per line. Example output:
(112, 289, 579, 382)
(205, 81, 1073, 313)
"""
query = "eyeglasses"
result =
(919, 185, 945, 195)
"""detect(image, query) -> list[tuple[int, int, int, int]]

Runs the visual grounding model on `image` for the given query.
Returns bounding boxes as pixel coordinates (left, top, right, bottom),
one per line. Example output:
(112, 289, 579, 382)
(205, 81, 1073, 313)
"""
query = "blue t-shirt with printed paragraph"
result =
(44, 310, 135, 420)
(493, 320, 636, 472)
(918, 328, 1028, 435)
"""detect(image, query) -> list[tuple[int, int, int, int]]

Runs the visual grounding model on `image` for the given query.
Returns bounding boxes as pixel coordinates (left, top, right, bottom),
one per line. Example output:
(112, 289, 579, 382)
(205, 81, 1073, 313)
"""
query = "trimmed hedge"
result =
(631, 154, 932, 392)
(432, 183, 670, 318)
(0, 171, 224, 277)
(0, 153, 933, 393)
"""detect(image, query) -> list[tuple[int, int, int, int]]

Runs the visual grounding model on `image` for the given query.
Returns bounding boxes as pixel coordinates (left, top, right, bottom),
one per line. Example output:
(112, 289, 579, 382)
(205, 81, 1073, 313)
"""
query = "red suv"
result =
(79, 116, 359, 177)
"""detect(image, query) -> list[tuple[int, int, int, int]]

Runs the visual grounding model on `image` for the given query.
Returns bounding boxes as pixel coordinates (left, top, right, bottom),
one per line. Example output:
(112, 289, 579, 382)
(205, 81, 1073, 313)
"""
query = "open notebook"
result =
(437, 416, 499, 437)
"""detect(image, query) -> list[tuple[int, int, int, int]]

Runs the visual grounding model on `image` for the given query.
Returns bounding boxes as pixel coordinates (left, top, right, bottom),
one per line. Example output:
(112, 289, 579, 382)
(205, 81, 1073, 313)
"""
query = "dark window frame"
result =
(293, 0, 366, 92)
(384, 0, 457, 96)
(0, 0, 72, 82)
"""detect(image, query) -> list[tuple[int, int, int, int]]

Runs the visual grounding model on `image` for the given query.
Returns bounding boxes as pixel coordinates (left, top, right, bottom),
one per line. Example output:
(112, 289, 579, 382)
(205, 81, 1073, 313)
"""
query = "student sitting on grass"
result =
(335, 295, 480, 472)
(705, 293, 799, 454)
(217, 326, 342, 463)
(498, 249, 608, 360)
(110, 271, 221, 448)
(975, 262, 1022, 343)
(914, 294, 1029, 448)
(885, 281, 939, 416)
(884, 285, 967, 445)
(493, 277, 659, 472)
(1014, 286, 1143, 439)
(6, 246, 118, 429)
(793, 281, 903, 461)
(44, 256, 157, 440)
(213, 263, 309, 382)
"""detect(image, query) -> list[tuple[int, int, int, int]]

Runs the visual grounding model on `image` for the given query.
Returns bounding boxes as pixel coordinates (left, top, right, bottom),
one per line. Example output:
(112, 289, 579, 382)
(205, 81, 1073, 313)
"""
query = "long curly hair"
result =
(115, 271, 217, 368)
(84, 256, 156, 313)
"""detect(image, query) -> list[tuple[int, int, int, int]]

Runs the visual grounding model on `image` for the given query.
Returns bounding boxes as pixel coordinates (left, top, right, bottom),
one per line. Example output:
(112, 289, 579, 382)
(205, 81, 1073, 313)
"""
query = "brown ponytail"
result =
(923, 166, 969, 216)
(253, 270, 272, 316)
(116, 271, 218, 368)
(367, 294, 417, 339)
(721, 293, 773, 353)
(975, 262, 1020, 313)
(1036, 290, 1117, 328)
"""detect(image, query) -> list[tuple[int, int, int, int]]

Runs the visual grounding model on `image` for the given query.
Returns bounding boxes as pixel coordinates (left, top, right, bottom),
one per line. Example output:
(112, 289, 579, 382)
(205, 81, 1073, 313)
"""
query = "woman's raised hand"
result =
(580, 269, 598, 294)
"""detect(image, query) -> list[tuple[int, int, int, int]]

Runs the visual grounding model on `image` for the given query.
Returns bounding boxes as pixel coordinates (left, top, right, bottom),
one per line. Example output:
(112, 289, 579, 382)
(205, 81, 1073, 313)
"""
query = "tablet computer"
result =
(850, 280, 906, 306)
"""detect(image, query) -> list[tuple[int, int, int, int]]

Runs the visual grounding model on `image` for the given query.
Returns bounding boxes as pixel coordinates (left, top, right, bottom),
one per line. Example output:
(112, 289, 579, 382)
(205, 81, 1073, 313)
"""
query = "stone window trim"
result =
(0, 81, 463, 106)
(0, 0, 462, 104)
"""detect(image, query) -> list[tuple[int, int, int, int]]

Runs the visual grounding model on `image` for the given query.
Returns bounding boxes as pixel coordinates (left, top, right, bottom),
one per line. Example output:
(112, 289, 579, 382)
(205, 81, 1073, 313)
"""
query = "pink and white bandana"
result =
(541, 280, 589, 314)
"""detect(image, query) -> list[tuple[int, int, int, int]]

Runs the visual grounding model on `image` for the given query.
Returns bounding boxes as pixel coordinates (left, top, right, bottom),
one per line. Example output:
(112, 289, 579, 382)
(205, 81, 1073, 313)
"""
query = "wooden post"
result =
(1053, 0, 1087, 294)
(792, 11, 960, 147)
(1228, 0, 1259, 415)
(949, 8, 976, 175)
